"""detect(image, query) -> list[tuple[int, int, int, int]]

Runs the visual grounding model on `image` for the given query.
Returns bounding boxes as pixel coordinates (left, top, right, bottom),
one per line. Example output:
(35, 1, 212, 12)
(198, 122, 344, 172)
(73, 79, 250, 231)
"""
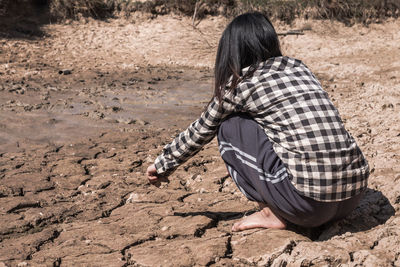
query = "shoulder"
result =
(234, 56, 317, 95)
(261, 56, 309, 72)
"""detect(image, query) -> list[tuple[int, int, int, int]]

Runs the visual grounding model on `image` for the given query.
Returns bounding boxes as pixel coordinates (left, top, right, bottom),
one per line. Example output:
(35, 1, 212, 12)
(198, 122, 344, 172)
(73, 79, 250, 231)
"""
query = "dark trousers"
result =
(217, 113, 363, 228)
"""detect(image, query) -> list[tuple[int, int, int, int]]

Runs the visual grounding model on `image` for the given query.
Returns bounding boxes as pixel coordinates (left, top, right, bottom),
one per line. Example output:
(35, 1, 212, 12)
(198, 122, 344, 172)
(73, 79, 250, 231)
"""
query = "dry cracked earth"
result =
(0, 14, 400, 267)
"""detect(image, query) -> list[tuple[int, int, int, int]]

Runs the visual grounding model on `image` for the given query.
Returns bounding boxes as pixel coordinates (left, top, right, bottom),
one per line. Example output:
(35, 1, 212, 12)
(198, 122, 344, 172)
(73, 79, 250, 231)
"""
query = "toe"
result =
(232, 221, 241, 232)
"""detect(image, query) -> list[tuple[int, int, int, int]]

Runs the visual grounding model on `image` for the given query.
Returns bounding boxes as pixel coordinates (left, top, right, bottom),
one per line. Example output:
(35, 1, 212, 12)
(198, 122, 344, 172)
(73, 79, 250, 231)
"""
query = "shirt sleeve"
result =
(154, 96, 238, 176)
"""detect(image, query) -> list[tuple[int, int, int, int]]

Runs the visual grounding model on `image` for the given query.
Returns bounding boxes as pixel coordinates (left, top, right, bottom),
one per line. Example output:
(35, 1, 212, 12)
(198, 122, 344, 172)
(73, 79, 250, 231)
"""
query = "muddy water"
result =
(0, 67, 213, 152)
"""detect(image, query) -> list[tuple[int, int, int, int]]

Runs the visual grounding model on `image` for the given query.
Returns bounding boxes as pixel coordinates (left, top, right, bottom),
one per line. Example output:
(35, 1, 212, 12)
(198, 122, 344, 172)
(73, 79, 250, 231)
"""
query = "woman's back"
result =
(229, 56, 369, 201)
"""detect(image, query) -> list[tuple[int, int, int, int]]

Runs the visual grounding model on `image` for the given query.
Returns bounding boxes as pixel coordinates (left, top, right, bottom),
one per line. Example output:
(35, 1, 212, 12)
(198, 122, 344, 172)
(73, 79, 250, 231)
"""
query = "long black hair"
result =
(214, 12, 282, 101)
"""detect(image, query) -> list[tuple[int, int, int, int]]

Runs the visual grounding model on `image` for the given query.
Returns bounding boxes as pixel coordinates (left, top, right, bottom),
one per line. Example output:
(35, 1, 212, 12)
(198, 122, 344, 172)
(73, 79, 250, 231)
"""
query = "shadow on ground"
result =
(288, 188, 395, 241)
(173, 188, 395, 242)
(173, 210, 253, 221)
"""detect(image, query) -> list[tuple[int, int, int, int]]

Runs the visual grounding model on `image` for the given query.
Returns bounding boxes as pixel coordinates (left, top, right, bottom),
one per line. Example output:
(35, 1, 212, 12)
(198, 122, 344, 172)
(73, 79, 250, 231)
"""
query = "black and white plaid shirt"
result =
(154, 56, 369, 202)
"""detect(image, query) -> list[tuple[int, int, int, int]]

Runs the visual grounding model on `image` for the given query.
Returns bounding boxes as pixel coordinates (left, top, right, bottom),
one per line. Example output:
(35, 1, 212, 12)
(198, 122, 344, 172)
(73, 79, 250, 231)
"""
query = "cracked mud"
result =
(1, 15, 400, 267)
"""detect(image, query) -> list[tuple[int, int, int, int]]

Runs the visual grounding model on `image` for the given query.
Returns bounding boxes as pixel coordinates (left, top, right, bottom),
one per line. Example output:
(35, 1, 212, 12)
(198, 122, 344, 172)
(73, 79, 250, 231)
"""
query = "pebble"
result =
(136, 119, 149, 126)
(191, 174, 202, 182)
(126, 193, 145, 203)
(59, 69, 72, 75)
(116, 118, 136, 124)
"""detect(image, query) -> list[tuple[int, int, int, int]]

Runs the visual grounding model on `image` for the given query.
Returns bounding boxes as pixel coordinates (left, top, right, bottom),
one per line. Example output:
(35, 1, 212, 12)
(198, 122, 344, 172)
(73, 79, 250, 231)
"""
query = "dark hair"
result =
(214, 12, 282, 101)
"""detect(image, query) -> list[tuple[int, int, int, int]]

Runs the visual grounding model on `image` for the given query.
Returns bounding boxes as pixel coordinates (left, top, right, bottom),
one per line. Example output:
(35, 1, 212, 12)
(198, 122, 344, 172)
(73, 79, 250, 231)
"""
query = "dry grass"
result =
(1, 0, 399, 24)
(240, 0, 400, 24)
(49, 0, 115, 19)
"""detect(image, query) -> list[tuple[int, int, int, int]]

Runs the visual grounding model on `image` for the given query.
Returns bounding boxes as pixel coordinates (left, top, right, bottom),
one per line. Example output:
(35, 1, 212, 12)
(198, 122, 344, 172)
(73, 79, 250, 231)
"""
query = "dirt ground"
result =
(0, 13, 400, 267)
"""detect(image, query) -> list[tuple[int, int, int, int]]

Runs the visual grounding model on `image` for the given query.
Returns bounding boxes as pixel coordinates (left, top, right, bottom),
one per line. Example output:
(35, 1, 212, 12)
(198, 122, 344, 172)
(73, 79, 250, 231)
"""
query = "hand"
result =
(146, 164, 169, 187)
(146, 164, 158, 183)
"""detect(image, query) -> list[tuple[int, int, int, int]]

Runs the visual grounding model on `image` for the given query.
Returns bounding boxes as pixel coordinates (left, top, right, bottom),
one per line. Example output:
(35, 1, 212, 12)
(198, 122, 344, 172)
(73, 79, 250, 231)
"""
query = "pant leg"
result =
(217, 113, 287, 205)
(217, 113, 364, 228)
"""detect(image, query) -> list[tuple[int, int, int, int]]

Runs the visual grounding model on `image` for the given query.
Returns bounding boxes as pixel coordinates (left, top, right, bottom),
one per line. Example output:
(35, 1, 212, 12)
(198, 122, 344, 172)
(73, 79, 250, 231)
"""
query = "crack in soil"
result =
(223, 235, 233, 259)
(27, 229, 62, 260)
(120, 236, 157, 261)
(100, 199, 126, 218)
(177, 193, 194, 202)
(7, 201, 41, 213)
(262, 240, 299, 267)
(193, 218, 218, 238)
(1, 16, 400, 266)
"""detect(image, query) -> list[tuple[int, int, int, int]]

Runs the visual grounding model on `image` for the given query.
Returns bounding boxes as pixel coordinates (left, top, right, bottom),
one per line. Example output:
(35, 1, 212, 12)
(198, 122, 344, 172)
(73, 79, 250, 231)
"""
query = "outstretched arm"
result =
(147, 96, 238, 183)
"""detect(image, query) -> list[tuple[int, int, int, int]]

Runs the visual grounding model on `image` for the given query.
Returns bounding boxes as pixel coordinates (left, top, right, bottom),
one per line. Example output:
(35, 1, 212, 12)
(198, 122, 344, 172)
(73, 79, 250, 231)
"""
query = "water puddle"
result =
(0, 67, 214, 149)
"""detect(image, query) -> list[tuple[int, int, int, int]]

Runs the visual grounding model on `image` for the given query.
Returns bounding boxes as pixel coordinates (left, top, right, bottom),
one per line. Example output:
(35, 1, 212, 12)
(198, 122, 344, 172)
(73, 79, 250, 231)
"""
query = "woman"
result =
(147, 12, 369, 231)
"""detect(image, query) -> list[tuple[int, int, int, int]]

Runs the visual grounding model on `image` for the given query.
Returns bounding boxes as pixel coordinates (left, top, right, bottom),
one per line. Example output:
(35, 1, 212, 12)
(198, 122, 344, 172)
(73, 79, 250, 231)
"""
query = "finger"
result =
(148, 176, 158, 181)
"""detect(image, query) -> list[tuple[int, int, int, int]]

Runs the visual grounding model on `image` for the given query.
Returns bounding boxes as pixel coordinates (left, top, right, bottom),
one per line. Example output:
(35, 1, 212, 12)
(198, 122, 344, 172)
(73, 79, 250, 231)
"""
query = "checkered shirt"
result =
(154, 56, 369, 202)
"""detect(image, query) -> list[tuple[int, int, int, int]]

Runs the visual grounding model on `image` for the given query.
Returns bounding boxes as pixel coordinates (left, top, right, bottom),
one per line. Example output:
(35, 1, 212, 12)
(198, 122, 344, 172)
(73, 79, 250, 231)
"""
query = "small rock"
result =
(40, 94, 49, 100)
(89, 111, 105, 120)
(161, 226, 169, 231)
(191, 174, 199, 180)
(126, 193, 144, 203)
(382, 103, 394, 110)
(116, 118, 136, 124)
(112, 106, 122, 112)
(136, 119, 149, 126)
(59, 69, 72, 75)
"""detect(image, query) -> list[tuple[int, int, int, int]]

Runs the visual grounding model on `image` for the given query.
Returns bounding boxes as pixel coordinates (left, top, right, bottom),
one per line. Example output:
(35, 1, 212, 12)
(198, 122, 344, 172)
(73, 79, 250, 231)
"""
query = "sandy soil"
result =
(0, 14, 400, 266)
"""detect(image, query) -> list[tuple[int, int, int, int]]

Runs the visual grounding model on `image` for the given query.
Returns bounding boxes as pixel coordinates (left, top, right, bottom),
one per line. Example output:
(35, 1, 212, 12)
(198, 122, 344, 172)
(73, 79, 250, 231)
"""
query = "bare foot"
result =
(232, 206, 286, 232)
